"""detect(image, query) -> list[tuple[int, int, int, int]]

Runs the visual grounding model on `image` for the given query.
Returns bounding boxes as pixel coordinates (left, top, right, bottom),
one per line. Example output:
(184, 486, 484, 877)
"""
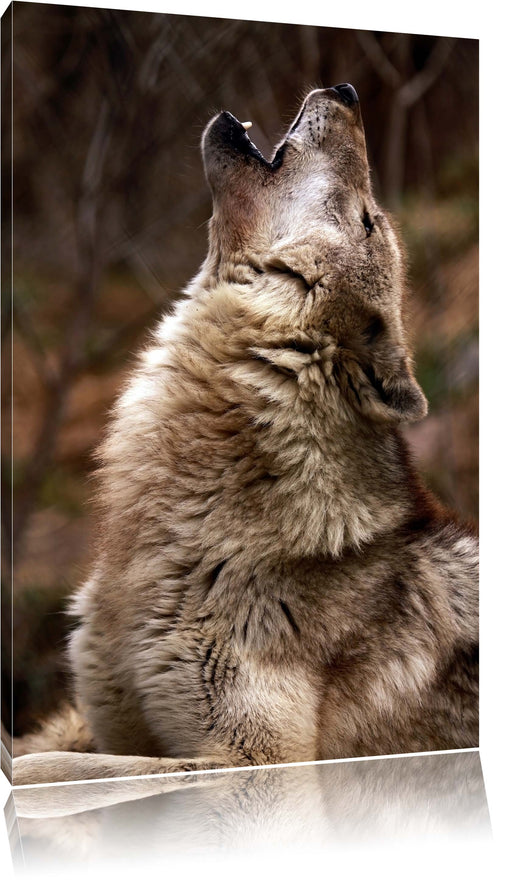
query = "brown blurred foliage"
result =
(1, 3, 478, 735)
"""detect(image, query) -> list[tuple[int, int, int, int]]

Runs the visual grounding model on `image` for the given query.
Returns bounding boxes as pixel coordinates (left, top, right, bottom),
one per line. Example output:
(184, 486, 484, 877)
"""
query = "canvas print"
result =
(1, 2, 479, 786)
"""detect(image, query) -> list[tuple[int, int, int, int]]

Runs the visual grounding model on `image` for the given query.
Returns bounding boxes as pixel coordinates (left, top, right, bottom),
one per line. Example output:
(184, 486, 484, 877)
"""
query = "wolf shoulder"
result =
(412, 516, 479, 641)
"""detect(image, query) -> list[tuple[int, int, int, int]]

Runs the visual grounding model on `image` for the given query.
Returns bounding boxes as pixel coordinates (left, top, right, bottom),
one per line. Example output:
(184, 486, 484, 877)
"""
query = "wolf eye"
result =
(362, 211, 374, 237)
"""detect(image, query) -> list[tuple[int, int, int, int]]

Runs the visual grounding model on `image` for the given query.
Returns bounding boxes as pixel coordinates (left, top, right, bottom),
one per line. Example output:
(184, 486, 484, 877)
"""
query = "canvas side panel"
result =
(1, 1, 14, 784)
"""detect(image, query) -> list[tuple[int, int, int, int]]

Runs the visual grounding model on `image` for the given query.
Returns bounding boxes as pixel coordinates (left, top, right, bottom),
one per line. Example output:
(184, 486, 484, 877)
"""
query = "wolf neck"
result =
(104, 287, 417, 570)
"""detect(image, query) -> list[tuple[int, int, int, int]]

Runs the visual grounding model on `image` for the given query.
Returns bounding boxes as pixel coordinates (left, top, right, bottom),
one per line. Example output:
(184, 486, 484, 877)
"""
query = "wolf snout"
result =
(331, 83, 359, 107)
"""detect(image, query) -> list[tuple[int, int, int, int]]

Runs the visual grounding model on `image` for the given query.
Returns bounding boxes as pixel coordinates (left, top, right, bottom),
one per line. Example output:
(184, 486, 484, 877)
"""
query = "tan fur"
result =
(13, 86, 478, 785)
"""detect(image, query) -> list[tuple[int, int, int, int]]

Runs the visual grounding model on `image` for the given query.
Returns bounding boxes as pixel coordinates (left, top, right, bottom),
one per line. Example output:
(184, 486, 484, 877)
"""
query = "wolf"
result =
(12, 84, 478, 785)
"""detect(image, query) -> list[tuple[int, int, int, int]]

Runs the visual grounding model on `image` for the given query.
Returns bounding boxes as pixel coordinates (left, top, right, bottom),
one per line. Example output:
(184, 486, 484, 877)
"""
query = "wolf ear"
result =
(360, 358, 428, 423)
(335, 317, 428, 424)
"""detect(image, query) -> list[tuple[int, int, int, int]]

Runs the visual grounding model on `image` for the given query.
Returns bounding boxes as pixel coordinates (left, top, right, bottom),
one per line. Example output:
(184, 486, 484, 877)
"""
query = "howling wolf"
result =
(13, 84, 478, 785)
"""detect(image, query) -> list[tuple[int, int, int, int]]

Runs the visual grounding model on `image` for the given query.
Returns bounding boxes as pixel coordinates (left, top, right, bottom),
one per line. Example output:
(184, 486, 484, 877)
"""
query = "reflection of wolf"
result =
(13, 84, 478, 785)
(10, 753, 488, 863)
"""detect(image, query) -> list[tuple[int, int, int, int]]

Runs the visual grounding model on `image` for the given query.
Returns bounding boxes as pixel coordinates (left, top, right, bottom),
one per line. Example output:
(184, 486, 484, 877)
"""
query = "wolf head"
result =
(200, 85, 427, 425)
(202, 84, 371, 256)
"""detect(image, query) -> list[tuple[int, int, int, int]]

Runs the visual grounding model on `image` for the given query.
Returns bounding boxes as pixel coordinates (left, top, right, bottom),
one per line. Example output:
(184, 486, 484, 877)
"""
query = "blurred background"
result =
(1, 3, 478, 738)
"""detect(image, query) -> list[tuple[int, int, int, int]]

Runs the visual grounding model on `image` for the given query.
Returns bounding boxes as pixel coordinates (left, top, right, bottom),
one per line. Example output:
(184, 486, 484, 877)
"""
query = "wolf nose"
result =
(332, 83, 359, 107)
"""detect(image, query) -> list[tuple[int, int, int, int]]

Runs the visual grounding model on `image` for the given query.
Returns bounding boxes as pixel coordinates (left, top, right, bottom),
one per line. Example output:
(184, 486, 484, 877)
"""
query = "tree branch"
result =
(356, 30, 402, 89)
(399, 38, 456, 108)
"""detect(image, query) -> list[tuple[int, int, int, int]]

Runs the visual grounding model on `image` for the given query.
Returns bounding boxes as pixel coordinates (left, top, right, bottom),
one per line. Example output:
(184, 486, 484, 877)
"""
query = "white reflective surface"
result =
(4, 750, 490, 877)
